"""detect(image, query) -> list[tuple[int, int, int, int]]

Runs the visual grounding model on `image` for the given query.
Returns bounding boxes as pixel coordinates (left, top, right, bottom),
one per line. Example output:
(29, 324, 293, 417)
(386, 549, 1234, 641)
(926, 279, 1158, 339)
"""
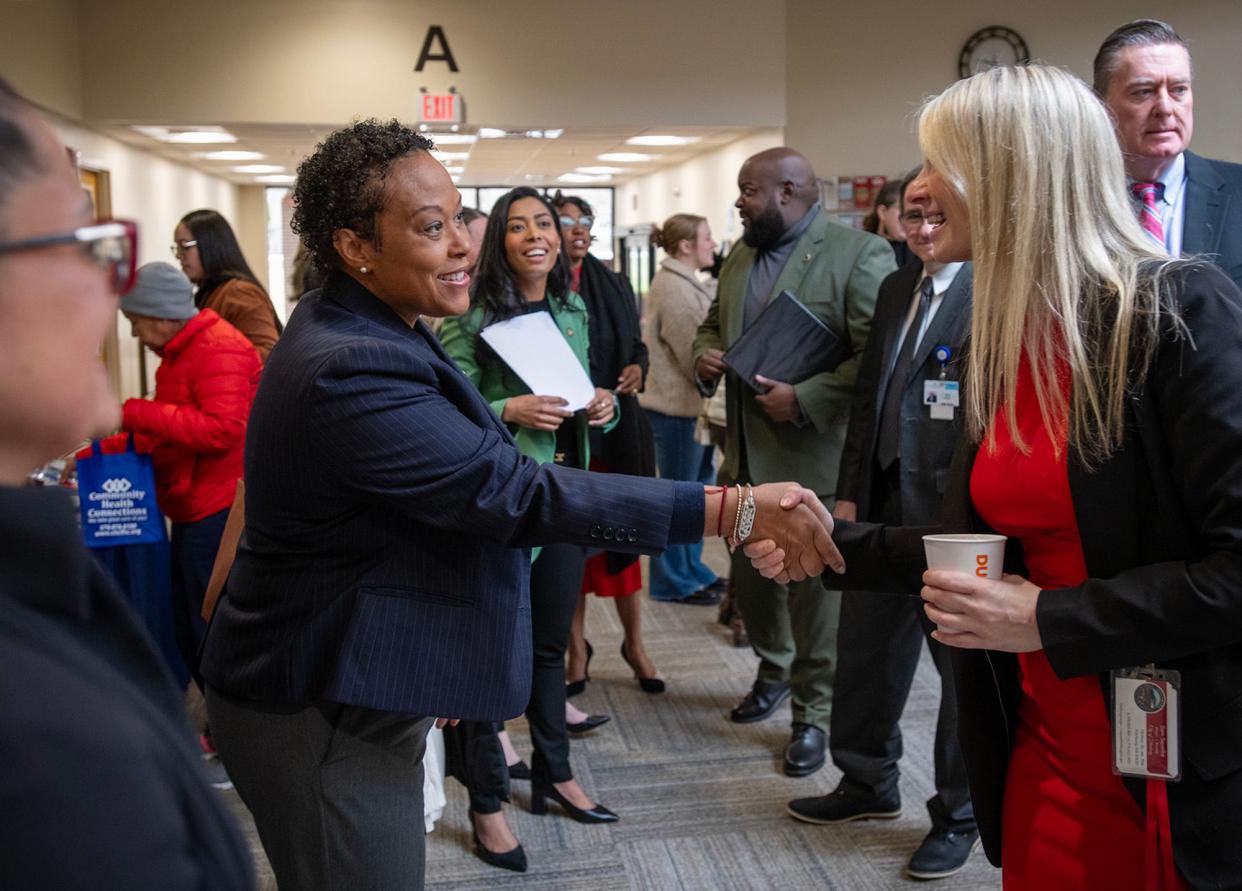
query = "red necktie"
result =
(1131, 182, 1165, 247)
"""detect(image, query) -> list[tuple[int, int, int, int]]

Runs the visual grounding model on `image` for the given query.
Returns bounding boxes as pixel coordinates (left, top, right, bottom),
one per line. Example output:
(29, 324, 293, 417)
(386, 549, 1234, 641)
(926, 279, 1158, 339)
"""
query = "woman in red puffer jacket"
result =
(88, 262, 260, 681)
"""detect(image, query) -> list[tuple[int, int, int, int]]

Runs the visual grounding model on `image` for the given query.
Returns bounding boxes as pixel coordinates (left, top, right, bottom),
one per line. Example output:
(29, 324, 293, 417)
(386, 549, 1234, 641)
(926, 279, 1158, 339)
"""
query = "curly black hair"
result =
(291, 119, 434, 277)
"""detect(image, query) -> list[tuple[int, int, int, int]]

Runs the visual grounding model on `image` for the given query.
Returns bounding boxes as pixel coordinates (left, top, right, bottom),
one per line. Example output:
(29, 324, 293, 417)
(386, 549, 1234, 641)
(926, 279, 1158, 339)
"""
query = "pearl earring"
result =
(359, 266, 369, 274)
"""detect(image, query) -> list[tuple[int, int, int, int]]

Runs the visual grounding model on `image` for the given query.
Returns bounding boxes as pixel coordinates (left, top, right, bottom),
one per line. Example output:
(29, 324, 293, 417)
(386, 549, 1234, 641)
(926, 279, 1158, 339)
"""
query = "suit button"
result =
(565, 327, 574, 337)
(603, 526, 614, 541)
(590, 525, 602, 539)
(628, 529, 638, 543)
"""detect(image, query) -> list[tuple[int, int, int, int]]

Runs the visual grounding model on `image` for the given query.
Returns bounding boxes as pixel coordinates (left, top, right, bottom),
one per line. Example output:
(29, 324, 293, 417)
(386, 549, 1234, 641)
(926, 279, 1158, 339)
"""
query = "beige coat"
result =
(640, 257, 715, 418)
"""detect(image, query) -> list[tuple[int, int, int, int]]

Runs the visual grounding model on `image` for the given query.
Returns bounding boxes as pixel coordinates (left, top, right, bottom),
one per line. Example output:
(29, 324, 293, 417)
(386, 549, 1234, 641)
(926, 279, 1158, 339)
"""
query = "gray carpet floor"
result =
(218, 541, 1002, 890)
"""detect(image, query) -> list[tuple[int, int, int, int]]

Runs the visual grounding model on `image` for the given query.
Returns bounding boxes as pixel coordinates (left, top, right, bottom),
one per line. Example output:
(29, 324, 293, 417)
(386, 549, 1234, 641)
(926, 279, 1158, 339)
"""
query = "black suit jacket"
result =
(1184, 151, 1242, 290)
(0, 488, 253, 890)
(830, 263, 1242, 887)
(837, 260, 972, 524)
(201, 272, 701, 721)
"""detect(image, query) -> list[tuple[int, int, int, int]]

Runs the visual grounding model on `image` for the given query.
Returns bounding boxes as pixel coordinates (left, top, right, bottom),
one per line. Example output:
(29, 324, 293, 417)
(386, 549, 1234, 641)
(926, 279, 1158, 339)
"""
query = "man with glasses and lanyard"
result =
(786, 168, 979, 881)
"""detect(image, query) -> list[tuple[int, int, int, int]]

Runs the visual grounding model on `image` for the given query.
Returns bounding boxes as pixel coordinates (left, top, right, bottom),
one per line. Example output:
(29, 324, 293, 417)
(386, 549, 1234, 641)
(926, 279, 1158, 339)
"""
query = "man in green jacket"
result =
(694, 147, 894, 776)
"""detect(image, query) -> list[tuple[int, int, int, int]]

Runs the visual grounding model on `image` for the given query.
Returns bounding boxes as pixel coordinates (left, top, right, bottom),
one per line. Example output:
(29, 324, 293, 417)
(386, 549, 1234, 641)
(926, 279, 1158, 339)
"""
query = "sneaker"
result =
(202, 758, 234, 791)
(787, 782, 901, 825)
(905, 827, 981, 880)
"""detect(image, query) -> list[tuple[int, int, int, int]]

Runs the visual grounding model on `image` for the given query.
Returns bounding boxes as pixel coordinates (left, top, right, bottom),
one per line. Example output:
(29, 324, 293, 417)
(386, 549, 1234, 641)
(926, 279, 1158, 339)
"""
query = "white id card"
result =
(924, 380, 960, 406)
(924, 380, 959, 420)
(1111, 668, 1181, 781)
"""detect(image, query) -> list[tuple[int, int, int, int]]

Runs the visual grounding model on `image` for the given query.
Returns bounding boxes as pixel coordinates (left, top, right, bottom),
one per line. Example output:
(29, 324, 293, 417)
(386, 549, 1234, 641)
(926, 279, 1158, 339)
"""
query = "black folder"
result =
(723, 290, 850, 392)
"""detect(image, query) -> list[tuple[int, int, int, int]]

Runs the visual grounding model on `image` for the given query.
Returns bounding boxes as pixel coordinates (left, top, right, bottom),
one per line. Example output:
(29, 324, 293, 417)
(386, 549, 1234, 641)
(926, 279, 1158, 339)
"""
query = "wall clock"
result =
(959, 26, 1030, 78)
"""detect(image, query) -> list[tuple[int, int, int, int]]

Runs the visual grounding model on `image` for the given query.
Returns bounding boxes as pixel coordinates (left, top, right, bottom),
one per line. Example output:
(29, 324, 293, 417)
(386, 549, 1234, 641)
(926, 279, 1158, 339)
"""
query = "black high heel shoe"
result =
(620, 641, 666, 694)
(567, 713, 610, 734)
(507, 759, 531, 781)
(530, 778, 619, 824)
(469, 811, 527, 873)
(566, 639, 593, 698)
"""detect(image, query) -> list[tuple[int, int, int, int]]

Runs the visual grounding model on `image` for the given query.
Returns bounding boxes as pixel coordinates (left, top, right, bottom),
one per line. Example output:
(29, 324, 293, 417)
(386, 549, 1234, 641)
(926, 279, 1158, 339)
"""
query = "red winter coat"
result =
(91, 310, 260, 523)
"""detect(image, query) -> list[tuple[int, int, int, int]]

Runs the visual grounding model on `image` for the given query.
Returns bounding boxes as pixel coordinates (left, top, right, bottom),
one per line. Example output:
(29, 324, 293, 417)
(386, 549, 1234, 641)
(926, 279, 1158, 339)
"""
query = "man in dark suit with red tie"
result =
(1094, 19, 1242, 288)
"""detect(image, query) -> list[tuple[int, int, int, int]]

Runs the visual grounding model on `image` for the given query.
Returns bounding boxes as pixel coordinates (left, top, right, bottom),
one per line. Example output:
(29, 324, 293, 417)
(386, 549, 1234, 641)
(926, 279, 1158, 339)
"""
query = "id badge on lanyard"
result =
(1111, 665, 1182, 782)
(923, 345, 958, 421)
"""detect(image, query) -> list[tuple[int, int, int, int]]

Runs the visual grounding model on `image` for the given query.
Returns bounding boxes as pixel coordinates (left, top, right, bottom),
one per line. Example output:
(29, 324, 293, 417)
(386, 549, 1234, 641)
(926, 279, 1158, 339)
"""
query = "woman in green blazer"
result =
(439, 188, 619, 873)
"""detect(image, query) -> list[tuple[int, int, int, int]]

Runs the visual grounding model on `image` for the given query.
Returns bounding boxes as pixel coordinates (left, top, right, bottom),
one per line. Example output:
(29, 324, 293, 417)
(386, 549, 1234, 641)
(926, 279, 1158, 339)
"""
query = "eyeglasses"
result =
(170, 239, 198, 258)
(0, 219, 139, 294)
(901, 211, 925, 227)
(558, 214, 594, 230)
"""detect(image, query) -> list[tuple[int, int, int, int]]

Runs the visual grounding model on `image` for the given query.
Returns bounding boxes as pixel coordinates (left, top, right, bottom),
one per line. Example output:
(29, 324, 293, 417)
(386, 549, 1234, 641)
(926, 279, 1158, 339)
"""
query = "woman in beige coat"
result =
(639, 214, 725, 604)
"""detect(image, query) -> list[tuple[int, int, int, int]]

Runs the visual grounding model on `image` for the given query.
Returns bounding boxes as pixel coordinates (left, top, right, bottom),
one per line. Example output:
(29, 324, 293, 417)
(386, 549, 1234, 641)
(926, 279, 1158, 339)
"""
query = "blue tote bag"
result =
(76, 434, 167, 548)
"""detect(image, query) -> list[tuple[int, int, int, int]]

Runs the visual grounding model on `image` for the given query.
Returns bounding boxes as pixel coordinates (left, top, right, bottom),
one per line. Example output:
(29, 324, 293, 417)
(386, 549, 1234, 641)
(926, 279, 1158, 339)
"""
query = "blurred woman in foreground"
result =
(0, 76, 252, 889)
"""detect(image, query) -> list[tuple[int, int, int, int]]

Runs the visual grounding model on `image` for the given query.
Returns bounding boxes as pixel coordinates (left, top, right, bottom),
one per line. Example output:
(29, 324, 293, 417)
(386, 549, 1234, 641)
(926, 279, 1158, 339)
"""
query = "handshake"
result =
(714, 484, 845, 583)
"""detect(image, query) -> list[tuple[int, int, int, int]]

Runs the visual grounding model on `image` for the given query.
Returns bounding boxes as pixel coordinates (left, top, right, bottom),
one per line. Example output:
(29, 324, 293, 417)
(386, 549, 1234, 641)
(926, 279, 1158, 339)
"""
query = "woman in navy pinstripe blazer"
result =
(199, 119, 841, 891)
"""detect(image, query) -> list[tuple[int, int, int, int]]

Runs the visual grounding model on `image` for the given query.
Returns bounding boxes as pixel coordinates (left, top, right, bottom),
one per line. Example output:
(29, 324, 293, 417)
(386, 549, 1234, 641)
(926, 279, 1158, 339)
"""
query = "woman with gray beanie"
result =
(82, 261, 261, 687)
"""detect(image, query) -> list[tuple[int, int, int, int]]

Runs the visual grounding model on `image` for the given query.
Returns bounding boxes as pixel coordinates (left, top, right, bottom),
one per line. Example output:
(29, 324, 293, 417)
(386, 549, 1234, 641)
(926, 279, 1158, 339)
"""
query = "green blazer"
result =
(693, 209, 895, 497)
(439, 291, 616, 468)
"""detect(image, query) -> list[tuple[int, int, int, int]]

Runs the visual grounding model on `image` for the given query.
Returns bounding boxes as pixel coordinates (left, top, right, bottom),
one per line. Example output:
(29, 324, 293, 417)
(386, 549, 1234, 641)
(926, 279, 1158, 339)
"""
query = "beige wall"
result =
(51, 115, 243, 400)
(0, 0, 82, 119)
(784, 0, 1242, 178)
(73, 0, 786, 129)
(616, 129, 785, 251)
(234, 185, 270, 293)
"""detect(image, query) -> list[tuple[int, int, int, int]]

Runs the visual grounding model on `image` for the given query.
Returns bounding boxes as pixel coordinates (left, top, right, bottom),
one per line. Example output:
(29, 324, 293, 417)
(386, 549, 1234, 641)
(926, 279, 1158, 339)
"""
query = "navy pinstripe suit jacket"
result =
(200, 273, 699, 721)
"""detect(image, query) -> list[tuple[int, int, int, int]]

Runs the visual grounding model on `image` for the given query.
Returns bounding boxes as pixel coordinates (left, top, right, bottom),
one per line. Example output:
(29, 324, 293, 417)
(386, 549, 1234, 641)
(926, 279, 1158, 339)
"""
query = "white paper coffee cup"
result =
(922, 533, 1007, 580)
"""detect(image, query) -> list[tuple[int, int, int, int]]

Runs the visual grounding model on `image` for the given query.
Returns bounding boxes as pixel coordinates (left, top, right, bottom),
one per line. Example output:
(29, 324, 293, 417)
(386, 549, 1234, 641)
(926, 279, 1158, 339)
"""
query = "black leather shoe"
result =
(782, 722, 827, 777)
(530, 779, 619, 824)
(706, 576, 729, 595)
(566, 640, 594, 698)
(507, 760, 531, 781)
(729, 679, 791, 723)
(906, 827, 980, 879)
(787, 781, 902, 824)
(567, 714, 610, 734)
(469, 811, 527, 873)
(681, 588, 724, 606)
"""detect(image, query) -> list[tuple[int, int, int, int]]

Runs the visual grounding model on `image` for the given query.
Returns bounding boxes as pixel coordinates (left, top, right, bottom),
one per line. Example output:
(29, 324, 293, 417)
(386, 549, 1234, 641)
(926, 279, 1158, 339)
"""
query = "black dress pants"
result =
(829, 462, 975, 832)
(467, 541, 585, 810)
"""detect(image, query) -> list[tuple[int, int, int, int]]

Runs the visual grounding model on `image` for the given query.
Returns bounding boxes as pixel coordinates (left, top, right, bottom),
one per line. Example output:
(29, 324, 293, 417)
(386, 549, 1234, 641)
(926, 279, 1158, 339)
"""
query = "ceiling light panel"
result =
(132, 125, 237, 144)
(425, 133, 478, 145)
(232, 164, 284, 174)
(626, 135, 700, 146)
(574, 166, 624, 175)
(195, 150, 266, 161)
(254, 174, 296, 184)
(597, 152, 661, 163)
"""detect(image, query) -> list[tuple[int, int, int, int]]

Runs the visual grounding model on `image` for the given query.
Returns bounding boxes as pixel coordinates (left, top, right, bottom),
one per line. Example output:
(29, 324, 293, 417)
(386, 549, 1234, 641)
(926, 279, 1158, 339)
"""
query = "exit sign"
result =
(419, 93, 462, 124)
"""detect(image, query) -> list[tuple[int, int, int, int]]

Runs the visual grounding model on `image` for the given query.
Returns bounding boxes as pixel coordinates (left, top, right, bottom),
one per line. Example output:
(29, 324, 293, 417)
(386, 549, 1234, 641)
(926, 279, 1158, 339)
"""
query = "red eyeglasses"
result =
(0, 218, 139, 294)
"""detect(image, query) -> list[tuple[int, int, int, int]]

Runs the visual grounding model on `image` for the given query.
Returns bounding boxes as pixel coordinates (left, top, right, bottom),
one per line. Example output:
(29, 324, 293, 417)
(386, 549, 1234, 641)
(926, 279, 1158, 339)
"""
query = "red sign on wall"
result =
(419, 93, 462, 124)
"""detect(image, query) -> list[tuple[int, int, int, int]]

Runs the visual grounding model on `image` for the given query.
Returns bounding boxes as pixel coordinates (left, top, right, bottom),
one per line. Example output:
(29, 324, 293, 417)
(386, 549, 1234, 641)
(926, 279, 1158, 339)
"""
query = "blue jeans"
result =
(647, 410, 720, 601)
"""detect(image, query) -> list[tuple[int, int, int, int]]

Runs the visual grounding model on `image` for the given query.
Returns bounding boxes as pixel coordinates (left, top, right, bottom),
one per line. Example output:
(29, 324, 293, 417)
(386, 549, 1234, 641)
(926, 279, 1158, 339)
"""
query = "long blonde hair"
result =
(918, 64, 1174, 463)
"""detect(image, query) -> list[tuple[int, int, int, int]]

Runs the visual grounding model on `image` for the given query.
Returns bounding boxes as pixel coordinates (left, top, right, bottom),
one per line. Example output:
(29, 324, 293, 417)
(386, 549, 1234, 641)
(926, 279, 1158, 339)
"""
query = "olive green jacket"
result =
(439, 291, 617, 468)
(693, 210, 895, 497)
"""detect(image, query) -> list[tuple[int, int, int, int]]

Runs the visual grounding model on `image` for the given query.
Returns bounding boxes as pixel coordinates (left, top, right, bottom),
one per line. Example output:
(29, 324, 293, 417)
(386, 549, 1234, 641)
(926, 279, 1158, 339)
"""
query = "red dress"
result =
(969, 361, 1186, 891)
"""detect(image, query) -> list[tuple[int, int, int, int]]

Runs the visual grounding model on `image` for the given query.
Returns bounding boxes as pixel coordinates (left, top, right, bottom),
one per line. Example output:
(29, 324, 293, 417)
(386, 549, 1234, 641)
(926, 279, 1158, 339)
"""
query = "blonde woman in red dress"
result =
(750, 64, 1242, 890)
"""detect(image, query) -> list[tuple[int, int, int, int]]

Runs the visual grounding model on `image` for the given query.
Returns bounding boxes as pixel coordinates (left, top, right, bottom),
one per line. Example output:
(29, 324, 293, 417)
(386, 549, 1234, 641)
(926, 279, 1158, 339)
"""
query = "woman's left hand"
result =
(921, 570, 1043, 653)
(616, 363, 643, 395)
(585, 387, 616, 427)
